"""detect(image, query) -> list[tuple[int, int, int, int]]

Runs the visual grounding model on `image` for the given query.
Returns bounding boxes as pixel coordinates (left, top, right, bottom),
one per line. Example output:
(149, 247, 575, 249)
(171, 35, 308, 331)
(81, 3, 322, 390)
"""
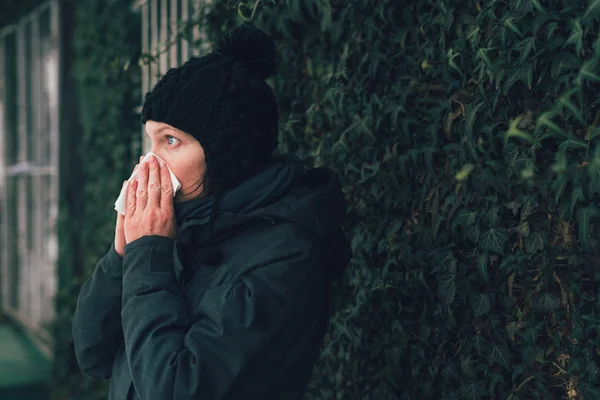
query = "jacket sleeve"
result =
(72, 242, 124, 379)
(120, 234, 314, 400)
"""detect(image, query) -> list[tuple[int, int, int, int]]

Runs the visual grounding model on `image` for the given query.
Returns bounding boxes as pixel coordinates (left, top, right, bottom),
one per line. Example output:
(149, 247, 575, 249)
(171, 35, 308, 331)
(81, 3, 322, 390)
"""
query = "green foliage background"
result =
(51, 0, 600, 399)
(51, 0, 141, 398)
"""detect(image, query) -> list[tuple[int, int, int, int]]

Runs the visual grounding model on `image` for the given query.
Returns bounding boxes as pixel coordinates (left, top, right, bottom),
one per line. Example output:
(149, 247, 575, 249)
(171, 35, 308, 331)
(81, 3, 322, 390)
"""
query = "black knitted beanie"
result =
(141, 23, 280, 265)
(141, 22, 279, 193)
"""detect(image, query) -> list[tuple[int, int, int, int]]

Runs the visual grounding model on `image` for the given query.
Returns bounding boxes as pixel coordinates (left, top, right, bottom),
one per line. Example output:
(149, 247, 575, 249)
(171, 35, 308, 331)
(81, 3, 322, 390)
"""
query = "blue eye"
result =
(167, 136, 179, 146)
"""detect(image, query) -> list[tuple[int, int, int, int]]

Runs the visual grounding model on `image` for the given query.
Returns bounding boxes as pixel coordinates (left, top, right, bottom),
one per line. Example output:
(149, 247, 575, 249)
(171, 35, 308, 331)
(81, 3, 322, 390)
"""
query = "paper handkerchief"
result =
(114, 151, 182, 215)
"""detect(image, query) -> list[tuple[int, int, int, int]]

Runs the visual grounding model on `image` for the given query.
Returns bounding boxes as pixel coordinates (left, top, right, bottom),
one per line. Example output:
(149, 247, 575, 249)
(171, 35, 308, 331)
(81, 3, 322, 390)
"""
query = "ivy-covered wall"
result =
(205, 0, 600, 399)
(51, 0, 141, 398)
(51, 0, 600, 399)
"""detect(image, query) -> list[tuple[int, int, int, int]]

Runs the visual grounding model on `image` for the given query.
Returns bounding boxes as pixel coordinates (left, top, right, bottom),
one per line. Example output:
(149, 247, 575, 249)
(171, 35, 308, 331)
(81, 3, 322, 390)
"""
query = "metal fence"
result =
(133, 0, 212, 152)
(0, 0, 60, 352)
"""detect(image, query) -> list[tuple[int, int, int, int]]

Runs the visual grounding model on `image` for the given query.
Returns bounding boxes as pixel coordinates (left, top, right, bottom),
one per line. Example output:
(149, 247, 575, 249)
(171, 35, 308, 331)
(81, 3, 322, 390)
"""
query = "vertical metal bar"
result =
(141, 2, 149, 100)
(147, 0, 159, 153)
(31, 8, 42, 329)
(45, 0, 60, 324)
(38, 5, 49, 326)
(0, 34, 6, 310)
(150, 0, 159, 84)
(192, 0, 201, 56)
(141, 2, 150, 154)
(180, 0, 189, 63)
(159, 0, 168, 75)
(170, 0, 178, 68)
(16, 21, 29, 322)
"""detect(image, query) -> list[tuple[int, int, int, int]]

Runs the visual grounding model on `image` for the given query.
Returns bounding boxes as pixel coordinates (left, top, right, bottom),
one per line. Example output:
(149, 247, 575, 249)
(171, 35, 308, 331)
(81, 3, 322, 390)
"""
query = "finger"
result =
(126, 178, 137, 216)
(140, 155, 144, 163)
(147, 155, 161, 209)
(159, 160, 174, 209)
(136, 160, 149, 211)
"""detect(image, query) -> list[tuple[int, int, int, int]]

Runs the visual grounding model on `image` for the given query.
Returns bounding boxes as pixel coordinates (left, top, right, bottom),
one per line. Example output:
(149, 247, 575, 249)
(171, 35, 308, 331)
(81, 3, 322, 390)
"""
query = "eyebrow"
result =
(145, 126, 177, 138)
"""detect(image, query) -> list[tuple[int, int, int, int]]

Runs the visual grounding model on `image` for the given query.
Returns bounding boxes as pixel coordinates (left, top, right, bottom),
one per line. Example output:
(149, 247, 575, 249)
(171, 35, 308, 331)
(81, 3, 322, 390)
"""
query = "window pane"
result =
(6, 175, 20, 309)
(40, 8, 52, 167)
(23, 21, 33, 163)
(3, 33, 18, 165)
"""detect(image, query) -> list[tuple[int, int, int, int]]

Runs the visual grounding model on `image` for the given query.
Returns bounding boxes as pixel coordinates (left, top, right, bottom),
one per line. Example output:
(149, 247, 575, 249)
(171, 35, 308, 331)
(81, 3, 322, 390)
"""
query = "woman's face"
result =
(144, 120, 206, 203)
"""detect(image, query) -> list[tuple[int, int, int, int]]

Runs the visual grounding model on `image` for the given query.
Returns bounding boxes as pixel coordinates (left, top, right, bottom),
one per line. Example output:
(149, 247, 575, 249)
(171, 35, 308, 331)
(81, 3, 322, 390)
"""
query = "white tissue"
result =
(114, 151, 182, 215)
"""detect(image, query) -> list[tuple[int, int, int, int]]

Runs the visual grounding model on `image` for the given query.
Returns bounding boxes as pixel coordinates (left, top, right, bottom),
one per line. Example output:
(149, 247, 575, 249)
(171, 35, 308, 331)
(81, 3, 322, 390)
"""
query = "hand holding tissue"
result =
(114, 152, 181, 215)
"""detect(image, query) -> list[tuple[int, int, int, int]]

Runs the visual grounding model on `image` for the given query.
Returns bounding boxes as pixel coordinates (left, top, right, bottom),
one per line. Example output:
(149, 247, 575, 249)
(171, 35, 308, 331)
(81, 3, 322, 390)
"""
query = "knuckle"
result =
(149, 182, 161, 191)
(137, 189, 147, 198)
(161, 183, 172, 193)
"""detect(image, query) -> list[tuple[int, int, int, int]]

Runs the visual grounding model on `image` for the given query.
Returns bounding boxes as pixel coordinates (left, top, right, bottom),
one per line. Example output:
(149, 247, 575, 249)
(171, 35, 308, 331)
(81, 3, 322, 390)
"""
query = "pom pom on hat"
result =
(216, 22, 277, 79)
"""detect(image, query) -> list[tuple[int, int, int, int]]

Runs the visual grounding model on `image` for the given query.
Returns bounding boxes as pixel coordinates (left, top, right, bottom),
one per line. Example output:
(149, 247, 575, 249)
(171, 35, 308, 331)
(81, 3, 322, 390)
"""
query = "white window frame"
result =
(133, 0, 212, 153)
(0, 0, 60, 357)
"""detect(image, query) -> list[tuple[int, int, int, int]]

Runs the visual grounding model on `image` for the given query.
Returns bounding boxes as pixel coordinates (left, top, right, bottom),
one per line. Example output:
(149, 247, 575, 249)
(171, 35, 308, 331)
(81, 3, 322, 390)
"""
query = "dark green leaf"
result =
(522, 345, 545, 365)
(488, 373, 505, 396)
(525, 232, 544, 254)
(470, 293, 492, 317)
(478, 252, 489, 282)
(485, 344, 511, 368)
(471, 335, 485, 356)
(468, 225, 482, 243)
(438, 270, 456, 305)
(454, 209, 478, 228)
(578, 205, 600, 252)
(455, 382, 487, 400)
(480, 228, 509, 254)
(532, 292, 561, 312)
(461, 357, 477, 378)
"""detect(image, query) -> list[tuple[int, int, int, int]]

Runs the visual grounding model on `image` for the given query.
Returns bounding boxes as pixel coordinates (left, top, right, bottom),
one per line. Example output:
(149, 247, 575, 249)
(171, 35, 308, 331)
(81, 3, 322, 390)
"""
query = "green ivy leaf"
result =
(465, 102, 485, 139)
(522, 323, 544, 345)
(529, 0, 546, 14)
(478, 252, 489, 282)
(442, 364, 461, 381)
(506, 321, 526, 342)
(454, 209, 478, 228)
(470, 293, 492, 317)
(484, 206, 500, 227)
(455, 382, 487, 400)
(488, 373, 505, 396)
(437, 270, 456, 305)
(558, 97, 583, 127)
(551, 52, 581, 79)
(577, 205, 600, 252)
(579, 60, 600, 84)
(559, 138, 588, 150)
(480, 228, 509, 254)
(564, 19, 584, 56)
(553, 174, 568, 204)
(584, 0, 600, 20)
(485, 344, 511, 368)
(525, 232, 544, 254)
(579, 382, 600, 398)
(569, 185, 585, 218)
(532, 292, 561, 312)
(468, 225, 482, 243)
(461, 357, 477, 378)
(471, 335, 485, 356)
(504, 18, 522, 37)
(535, 111, 565, 136)
(522, 345, 545, 365)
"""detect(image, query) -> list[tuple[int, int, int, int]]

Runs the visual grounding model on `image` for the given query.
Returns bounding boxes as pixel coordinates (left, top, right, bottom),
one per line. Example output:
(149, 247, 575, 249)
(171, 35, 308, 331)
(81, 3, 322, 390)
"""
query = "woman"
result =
(72, 23, 352, 400)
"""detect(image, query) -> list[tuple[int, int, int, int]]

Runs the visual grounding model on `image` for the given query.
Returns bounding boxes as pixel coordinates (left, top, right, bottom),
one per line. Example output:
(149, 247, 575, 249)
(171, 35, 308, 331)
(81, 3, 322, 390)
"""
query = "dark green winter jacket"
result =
(72, 154, 352, 400)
